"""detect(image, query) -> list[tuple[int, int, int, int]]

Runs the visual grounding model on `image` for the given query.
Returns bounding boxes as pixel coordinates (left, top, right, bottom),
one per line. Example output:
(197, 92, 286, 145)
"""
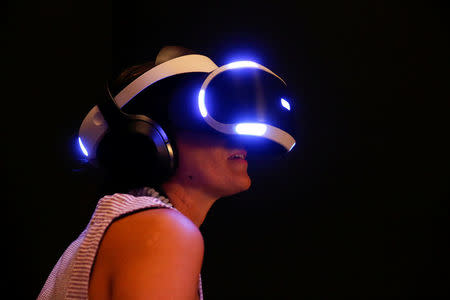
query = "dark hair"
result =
(95, 54, 212, 196)
(96, 60, 171, 195)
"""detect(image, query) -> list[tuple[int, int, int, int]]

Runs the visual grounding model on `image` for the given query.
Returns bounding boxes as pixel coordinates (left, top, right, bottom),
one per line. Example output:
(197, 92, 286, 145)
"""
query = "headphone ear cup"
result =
(127, 117, 176, 181)
(96, 82, 177, 186)
(97, 117, 176, 187)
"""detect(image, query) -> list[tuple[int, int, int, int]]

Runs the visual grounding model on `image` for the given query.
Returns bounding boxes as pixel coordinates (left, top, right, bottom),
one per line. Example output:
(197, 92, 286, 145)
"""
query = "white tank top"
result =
(37, 192, 204, 299)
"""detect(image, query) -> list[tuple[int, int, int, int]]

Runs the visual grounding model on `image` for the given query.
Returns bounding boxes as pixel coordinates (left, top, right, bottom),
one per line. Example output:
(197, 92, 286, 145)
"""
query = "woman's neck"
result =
(161, 180, 218, 228)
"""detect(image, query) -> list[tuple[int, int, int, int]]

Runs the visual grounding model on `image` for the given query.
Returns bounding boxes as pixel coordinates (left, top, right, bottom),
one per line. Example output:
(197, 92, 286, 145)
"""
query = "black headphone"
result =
(96, 82, 177, 182)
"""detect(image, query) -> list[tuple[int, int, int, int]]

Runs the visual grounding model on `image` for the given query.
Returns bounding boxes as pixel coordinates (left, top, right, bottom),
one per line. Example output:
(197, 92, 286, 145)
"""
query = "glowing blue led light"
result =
(289, 142, 296, 151)
(198, 89, 207, 117)
(227, 61, 259, 70)
(235, 123, 267, 136)
(78, 137, 88, 157)
(281, 98, 291, 111)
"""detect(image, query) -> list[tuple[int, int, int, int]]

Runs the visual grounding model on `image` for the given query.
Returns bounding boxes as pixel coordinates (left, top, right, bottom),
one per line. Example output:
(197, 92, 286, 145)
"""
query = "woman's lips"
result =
(228, 150, 247, 160)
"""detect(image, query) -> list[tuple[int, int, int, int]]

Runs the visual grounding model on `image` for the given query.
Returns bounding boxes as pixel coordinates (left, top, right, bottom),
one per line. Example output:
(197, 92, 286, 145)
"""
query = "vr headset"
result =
(78, 47, 296, 178)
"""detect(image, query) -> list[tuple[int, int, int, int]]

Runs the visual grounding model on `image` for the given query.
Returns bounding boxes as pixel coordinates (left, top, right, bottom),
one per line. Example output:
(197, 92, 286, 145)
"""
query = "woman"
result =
(88, 129, 251, 300)
(38, 46, 296, 299)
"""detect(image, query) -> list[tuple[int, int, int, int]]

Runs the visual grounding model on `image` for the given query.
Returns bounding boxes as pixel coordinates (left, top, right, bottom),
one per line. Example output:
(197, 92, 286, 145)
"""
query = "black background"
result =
(5, 0, 449, 299)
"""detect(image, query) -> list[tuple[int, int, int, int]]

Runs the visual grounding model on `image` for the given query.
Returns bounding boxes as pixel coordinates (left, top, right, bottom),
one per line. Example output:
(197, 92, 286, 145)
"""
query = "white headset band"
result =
(200, 60, 286, 90)
(79, 54, 218, 160)
(115, 54, 219, 108)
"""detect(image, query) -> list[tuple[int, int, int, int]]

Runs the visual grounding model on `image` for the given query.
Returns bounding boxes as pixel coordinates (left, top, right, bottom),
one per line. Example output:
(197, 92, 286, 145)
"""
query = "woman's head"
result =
(81, 46, 296, 200)
(96, 47, 252, 196)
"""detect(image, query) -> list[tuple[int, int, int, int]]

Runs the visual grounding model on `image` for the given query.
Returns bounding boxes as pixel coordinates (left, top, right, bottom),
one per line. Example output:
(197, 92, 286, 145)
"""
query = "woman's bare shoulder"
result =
(103, 207, 204, 260)
(89, 208, 204, 299)
(112, 207, 201, 237)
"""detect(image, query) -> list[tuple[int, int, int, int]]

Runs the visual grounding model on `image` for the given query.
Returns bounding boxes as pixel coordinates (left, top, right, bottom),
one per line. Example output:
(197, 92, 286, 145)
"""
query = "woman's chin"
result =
(227, 175, 251, 196)
(242, 176, 252, 191)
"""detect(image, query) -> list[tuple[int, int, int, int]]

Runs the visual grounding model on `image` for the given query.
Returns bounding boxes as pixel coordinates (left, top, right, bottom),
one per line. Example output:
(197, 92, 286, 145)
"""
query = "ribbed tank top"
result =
(37, 192, 203, 299)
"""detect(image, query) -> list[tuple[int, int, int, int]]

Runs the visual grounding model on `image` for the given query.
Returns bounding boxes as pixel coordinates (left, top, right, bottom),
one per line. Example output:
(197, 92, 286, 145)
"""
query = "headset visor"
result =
(202, 67, 296, 156)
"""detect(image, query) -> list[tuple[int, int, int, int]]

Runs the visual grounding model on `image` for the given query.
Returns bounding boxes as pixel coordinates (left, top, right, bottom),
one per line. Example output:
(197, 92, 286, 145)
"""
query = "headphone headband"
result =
(79, 54, 218, 160)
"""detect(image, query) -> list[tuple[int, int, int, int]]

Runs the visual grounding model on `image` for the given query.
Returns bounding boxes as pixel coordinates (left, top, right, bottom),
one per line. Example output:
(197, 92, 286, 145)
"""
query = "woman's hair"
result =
(95, 60, 162, 195)
(94, 57, 210, 196)
(110, 61, 156, 95)
(74, 46, 215, 196)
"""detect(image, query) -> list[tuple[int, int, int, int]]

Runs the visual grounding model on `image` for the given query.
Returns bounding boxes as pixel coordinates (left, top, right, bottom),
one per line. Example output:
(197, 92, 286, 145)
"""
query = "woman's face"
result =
(173, 130, 251, 198)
